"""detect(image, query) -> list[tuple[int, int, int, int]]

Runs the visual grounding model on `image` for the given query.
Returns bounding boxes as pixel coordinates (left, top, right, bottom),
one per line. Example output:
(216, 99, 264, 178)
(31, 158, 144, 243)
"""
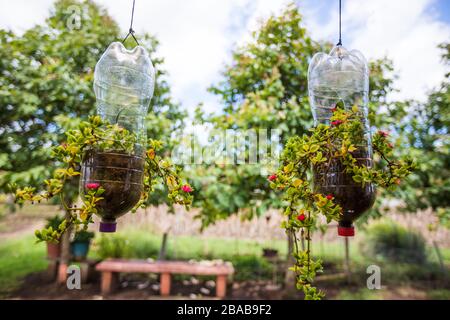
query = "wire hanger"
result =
(122, 0, 139, 46)
(337, 0, 342, 46)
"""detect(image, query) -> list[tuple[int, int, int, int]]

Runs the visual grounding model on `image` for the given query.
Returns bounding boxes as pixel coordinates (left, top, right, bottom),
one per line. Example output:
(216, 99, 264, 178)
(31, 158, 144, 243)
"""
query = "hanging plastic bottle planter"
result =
(308, 44, 375, 236)
(80, 41, 155, 232)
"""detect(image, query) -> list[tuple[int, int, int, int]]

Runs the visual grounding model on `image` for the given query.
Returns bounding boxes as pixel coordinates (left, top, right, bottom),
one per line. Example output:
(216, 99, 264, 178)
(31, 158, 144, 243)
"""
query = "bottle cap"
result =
(338, 226, 355, 237)
(99, 221, 117, 233)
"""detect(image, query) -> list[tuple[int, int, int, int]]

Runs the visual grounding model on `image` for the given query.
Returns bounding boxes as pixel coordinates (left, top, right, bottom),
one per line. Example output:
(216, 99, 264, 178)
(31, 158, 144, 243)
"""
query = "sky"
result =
(0, 0, 449, 115)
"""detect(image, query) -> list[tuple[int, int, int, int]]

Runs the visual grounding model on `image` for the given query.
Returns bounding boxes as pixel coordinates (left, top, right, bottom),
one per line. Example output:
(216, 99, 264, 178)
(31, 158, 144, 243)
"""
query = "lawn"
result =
(0, 227, 449, 299)
(0, 235, 48, 298)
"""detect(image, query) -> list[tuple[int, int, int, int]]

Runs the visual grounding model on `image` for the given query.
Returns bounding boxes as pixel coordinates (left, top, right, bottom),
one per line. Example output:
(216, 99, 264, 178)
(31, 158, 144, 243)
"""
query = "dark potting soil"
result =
(80, 151, 144, 222)
(313, 150, 376, 226)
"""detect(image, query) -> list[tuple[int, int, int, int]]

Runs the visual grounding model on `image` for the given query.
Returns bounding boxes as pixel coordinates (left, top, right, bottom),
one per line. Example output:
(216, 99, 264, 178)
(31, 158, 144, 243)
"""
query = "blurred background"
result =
(0, 0, 449, 300)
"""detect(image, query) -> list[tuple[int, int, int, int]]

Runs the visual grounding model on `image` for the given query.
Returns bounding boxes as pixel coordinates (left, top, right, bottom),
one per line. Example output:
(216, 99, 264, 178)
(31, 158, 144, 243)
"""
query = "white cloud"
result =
(0, 0, 448, 111)
(303, 0, 450, 101)
(0, 0, 55, 32)
(99, 0, 290, 114)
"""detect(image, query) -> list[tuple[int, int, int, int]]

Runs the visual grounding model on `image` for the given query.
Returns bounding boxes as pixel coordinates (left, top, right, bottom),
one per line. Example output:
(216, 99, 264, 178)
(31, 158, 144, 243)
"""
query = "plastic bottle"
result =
(308, 45, 376, 236)
(80, 42, 155, 232)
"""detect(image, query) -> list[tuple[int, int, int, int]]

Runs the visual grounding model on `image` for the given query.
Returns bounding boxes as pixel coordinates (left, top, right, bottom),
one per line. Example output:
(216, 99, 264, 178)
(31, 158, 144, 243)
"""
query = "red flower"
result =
(331, 120, 343, 126)
(378, 130, 389, 138)
(331, 107, 337, 112)
(86, 183, 100, 190)
(326, 194, 333, 200)
(297, 213, 306, 222)
(268, 174, 277, 181)
(181, 185, 193, 193)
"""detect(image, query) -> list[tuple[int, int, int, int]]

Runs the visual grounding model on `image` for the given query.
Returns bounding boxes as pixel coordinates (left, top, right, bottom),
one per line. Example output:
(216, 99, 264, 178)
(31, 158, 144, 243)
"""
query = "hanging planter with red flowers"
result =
(269, 1, 415, 300)
(11, 43, 193, 241)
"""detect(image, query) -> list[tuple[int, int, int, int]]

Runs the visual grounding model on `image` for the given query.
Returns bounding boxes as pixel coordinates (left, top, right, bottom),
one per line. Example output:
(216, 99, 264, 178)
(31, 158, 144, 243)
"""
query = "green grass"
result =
(90, 228, 366, 262)
(334, 288, 383, 300)
(91, 229, 285, 281)
(91, 228, 290, 260)
(0, 227, 448, 299)
(427, 289, 450, 300)
(0, 235, 48, 298)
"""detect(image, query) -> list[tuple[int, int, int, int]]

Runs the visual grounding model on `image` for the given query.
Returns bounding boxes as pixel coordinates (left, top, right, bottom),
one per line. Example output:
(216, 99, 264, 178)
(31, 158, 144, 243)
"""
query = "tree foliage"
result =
(0, 0, 186, 206)
(192, 4, 398, 227)
(389, 44, 449, 226)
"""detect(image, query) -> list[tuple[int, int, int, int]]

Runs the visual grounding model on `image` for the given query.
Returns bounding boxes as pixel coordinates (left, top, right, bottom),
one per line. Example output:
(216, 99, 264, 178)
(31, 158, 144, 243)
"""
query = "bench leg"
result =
(160, 273, 171, 296)
(57, 262, 68, 284)
(216, 275, 227, 298)
(101, 272, 118, 295)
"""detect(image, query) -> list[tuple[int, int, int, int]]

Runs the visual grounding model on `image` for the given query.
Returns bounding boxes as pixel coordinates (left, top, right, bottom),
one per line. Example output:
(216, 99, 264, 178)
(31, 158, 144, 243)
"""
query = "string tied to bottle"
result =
(337, 0, 342, 46)
(122, 0, 139, 46)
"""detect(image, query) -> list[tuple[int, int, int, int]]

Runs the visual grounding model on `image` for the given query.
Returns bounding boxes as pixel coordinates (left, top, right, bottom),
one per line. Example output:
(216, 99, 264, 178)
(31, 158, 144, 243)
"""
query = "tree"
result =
(0, 0, 186, 282)
(0, 0, 186, 195)
(392, 43, 449, 220)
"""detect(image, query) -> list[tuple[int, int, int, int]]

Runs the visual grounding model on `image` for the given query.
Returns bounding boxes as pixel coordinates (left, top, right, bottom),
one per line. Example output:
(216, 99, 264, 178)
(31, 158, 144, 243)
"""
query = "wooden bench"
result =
(96, 259, 234, 298)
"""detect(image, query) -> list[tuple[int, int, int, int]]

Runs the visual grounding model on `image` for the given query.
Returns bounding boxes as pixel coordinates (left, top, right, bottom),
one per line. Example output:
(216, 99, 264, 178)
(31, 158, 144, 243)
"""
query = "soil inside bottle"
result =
(80, 150, 144, 226)
(313, 150, 376, 227)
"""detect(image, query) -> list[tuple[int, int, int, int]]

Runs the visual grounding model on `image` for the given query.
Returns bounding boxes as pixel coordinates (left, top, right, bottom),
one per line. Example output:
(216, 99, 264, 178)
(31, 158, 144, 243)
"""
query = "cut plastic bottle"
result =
(308, 45, 376, 237)
(80, 42, 155, 232)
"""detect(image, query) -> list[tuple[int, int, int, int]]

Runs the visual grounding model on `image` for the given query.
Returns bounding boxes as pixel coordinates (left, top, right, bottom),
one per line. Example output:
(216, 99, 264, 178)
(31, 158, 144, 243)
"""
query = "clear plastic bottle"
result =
(80, 42, 155, 232)
(308, 45, 375, 236)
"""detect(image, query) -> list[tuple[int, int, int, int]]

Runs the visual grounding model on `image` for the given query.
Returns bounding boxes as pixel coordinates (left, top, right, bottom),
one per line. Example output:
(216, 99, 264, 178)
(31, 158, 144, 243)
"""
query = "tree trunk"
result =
(284, 230, 296, 291)
(57, 209, 72, 284)
(158, 232, 169, 261)
(6, 194, 15, 214)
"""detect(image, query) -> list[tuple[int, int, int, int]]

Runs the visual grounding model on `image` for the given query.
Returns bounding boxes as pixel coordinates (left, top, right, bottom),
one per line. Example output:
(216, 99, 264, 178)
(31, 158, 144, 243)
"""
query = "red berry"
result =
(297, 213, 306, 222)
(326, 194, 333, 200)
(378, 130, 389, 138)
(268, 174, 277, 181)
(86, 183, 100, 190)
(331, 120, 343, 126)
(181, 185, 193, 193)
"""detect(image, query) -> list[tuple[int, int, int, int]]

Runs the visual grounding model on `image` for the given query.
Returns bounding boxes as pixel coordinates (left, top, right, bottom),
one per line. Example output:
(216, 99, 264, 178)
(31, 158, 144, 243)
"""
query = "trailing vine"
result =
(11, 115, 193, 243)
(269, 103, 415, 299)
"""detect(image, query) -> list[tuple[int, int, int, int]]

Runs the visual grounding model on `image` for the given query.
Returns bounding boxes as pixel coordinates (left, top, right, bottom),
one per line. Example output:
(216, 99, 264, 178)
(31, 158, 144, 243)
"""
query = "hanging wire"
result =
(336, 0, 342, 46)
(122, 0, 139, 46)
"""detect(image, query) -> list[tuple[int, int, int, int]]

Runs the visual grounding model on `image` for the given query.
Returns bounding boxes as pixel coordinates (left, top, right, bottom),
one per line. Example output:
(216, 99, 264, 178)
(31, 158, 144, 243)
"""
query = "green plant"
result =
(362, 220, 427, 264)
(231, 255, 275, 281)
(44, 214, 65, 231)
(11, 115, 193, 243)
(72, 230, 95, 243)
(270, 105, 415, 299)
(95, 234, 130, 259)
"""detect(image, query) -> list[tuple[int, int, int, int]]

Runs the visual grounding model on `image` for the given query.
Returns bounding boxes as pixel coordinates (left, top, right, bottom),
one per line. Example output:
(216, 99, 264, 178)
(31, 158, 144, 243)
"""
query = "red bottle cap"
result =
(99, 221, 117, 233)
(338, 226, 355, 237)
